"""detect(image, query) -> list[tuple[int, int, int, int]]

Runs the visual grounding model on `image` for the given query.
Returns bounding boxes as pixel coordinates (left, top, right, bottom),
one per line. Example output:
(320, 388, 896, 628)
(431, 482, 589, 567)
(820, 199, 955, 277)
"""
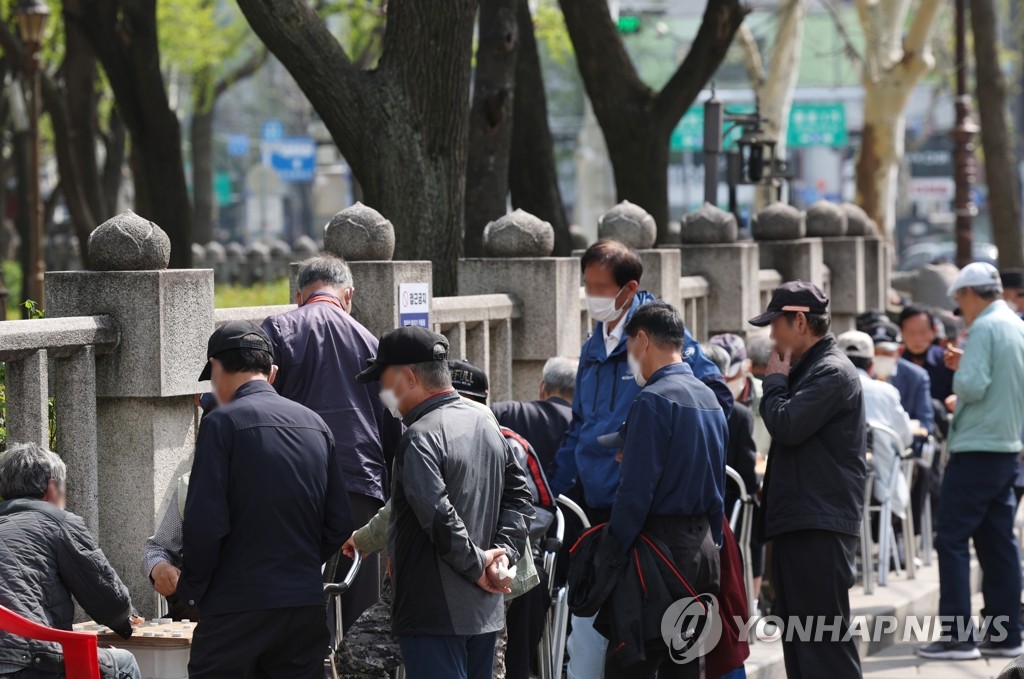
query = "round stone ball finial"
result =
(323, 202, 396, 261)
(681, 203, 738, 244)
(806, 201, 848, 237)
(752, 203, 806, 241)
(568, 224, 589, 251)
(841, 202, 877, 236)
(87, 210, 171, 271)
(483, 209, 555, 257)
(597, 200, 656, 249)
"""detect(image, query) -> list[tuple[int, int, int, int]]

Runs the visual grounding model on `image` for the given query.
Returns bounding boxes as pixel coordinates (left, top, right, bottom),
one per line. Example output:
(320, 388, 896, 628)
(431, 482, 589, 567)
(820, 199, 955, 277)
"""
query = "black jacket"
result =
(178, 380, 353, 616)
(725, 402, 759, 516)
(759, 334, 867, 539)
(0, 500, 134, 672)
(491, 397, 573, 478)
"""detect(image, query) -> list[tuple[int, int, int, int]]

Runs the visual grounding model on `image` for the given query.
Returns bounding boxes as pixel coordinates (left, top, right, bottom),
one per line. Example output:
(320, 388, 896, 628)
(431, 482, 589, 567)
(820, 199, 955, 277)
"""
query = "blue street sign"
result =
(261, 119, 284, 142)
(226, 134, 249, 157)
(268, 136, 317, 183)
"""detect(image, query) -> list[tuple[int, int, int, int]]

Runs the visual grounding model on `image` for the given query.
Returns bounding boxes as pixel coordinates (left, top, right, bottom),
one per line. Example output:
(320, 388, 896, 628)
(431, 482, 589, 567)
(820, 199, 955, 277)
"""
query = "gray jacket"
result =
(389, 391, 534, 636)
(0, 499, 134, 672)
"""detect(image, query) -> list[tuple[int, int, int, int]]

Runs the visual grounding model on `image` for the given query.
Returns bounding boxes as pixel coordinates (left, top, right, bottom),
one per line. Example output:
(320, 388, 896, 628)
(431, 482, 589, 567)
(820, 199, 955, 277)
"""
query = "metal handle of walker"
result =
(324, 549, 362, 596)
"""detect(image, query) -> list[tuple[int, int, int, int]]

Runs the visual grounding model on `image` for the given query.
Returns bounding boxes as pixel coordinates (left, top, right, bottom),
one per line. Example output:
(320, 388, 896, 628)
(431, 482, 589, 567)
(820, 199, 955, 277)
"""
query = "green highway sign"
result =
(617, 15, 641, 33)
(671, 102, 847, 151)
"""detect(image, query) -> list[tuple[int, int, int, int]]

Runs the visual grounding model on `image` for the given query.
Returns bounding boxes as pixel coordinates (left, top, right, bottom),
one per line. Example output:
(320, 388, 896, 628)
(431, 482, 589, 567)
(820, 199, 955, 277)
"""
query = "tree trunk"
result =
(102, 107, 126, 216)
(464, 0, 520, 257)
(191, 93, 216, 245)
(235, 0, 478, 294)
(64, 21, 106, 221)
(971, 0, 1023, 267)
(559, 0, 746, 242)
(65, 0, 193, 268)
(509, 0, 570, 255)
(855, 85, 906, 232)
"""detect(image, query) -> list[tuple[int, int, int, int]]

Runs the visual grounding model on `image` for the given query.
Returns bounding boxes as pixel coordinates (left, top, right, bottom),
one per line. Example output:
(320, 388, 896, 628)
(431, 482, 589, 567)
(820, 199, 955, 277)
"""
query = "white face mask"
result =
(873, 355, 897, 380)
(627, 351, 646, 387)
(586, 286, 627, 323)
(380, 387, 403, 419)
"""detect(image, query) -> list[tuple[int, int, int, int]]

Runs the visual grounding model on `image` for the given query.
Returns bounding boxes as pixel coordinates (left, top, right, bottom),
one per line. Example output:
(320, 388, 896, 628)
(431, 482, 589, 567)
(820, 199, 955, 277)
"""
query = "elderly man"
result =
(262, 255, 401, 628)
(180, 321, 352, 677)
(749, 281, 866, 679)
(0, 443, 141, 679)
(918, 263, 1024, 660)
(491, 356, 576, 477)
(355, 326, 534, 679)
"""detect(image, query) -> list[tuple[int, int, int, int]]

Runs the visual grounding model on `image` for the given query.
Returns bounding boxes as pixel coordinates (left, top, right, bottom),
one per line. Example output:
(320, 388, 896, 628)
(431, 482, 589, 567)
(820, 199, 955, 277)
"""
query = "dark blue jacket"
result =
(904, 344, 955, 402)
(889, 358, 934, 437)
(491, 397, 573, 478)
(178, 381, 352, 616)
(608, 363, 727, 550)
(262, 297, 403, 502)
(550, 291, 730, 508)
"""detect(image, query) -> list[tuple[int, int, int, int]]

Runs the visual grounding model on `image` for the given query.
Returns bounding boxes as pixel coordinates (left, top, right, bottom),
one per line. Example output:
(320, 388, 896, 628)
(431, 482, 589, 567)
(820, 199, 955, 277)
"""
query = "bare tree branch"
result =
(736, 24, 765, 89)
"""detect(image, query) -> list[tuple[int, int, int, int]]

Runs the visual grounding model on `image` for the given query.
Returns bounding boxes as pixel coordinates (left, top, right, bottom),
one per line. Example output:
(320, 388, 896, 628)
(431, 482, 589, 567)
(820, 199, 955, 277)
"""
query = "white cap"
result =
(948, 262, 1002, 297)
(837, 330, 874, 360)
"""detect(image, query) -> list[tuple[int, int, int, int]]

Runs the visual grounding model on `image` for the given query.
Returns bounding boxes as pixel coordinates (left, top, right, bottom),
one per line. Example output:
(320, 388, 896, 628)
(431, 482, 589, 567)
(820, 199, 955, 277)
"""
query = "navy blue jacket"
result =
(263, 297, 403, 502)
(178, 381, 352, 616)
(889, 358, 934, 437)
(491, 397, 573, 477)
(551, 291, 731, 509)
(904, 344, 955, 402)
(608, 363, 727, 550)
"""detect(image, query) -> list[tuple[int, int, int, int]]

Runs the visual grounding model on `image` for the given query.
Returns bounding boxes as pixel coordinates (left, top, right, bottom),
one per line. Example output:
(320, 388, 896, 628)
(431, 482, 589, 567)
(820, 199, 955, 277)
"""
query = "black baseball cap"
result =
(450, 360, 489, 401)
(749, 281, 829, 327)
(198, 321, 274, 381)
(865, 320, 901, 347)
(356, 326, 449, 383)
(1001, 268, 1024, 290)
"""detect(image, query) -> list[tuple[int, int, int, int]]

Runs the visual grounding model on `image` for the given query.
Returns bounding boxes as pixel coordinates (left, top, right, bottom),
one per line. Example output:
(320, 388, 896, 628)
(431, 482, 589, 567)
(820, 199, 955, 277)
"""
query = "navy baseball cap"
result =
(356, 326, 449, 383)
(749, 281, 829, 327)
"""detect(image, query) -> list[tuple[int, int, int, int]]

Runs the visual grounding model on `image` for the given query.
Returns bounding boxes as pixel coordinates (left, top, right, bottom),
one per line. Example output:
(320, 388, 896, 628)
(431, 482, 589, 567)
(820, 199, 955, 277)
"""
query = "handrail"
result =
(0, 315, 118, 361)
(430, 293, 522, 325)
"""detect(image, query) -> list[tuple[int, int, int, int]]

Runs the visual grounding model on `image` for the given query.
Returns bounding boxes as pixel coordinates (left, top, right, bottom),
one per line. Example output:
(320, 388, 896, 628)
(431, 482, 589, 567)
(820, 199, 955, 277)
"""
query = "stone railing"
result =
(213, 305, 296, 328)
(0, 315, 120, 534)
(759, 269, 783, 312)
(679, 275, 711, 342)
(431, 294, 521, 402)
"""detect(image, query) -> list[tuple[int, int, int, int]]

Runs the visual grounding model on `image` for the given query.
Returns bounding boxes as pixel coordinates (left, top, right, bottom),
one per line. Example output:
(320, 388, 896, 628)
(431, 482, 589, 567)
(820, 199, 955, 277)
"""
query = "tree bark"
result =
(971, 0, 1023, 268)
(101, 107, 126, 215)
(464, 0, 520, 257)
(559, 0, 747, 241)
(235, 0, 478, 294)
(65, 0, 194, 268)
(509, 0, 570, 255)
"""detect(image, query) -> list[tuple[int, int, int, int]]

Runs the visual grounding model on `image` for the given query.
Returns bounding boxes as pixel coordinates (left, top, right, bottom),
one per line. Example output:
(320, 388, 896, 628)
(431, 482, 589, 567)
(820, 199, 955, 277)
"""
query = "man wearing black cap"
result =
(180, 321, 353, 678)
(1001, 268, 1024, 318)
(749, 282, 866, 679)
(356, 327, 534, 679)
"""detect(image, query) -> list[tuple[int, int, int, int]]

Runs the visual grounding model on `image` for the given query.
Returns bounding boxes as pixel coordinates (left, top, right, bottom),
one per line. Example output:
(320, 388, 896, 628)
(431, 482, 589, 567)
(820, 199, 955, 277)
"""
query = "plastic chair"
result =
(0, 605, 101, 679)
(323, 550, 362, 679)
(866, 421, 914, 587)
(724, 465, 757, 630)
(860, 468, 876, 594)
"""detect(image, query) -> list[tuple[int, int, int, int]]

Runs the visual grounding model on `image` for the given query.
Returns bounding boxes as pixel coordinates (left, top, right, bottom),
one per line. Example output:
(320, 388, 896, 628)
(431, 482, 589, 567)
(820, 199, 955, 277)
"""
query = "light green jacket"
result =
(949, 300, 1024, 454)
(352, 396, 540, 600)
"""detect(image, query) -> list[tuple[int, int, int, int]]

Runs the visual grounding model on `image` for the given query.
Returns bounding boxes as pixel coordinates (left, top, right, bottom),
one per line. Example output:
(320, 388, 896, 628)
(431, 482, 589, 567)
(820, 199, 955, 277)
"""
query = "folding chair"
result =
(866, 421, 914, 587)
(860, 468, 876, 594)
(0, 605, 101, 679)
(324, 550, 362, 679)
(724, 465, 757, 626)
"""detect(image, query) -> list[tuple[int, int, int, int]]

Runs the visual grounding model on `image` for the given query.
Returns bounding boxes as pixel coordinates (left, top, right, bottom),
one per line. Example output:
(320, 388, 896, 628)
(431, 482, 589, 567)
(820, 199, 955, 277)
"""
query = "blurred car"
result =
(897, 241, 998, 271)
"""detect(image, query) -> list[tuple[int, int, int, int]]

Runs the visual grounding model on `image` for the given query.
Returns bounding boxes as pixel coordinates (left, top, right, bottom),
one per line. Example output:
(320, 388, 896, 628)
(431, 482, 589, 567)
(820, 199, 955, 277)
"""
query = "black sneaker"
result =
(979, 640, 1023, 658)
(916, 641, 981, 660)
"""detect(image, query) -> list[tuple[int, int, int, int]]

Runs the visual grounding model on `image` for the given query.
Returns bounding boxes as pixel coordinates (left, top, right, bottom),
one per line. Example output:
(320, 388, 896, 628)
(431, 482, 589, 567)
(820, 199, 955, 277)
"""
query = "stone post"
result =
(842, 202, 888, 310)
(676, 203, 760, 336)
(290, 202, 432, 339)
(811, 201, 863, 333)
(459, 209, 580, 400)
(204, 241, 227, 285)
(596, 201, 681, 307)
(225, 242, 246, 284)
(246, 242, 271, 285)
(46, 211, 213, 616)
(754, 203, 826, 287)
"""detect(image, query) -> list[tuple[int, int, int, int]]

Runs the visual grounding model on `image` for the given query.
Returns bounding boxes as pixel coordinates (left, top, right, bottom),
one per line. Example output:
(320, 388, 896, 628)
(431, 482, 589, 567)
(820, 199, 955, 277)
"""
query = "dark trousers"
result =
(188, 605, 328, 678)
(338, 492, 384, 631)
(935, 452, 1022, 646)
(772, 529, 862, 679)
(397, 632, 497, 679)
(505, 571, 550, 679)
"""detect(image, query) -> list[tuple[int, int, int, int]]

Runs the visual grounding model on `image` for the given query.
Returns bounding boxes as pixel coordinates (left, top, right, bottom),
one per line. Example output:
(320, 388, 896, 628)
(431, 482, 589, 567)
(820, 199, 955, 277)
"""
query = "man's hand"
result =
(150, 561, 180, 598)
(342, 532, 360, 559)
(943, 345, 963, 371)
(945, 394, 958, 413)
(766, 348, 793, 378)
(486, 552, 514, 591)
(475, 548, 511, 594)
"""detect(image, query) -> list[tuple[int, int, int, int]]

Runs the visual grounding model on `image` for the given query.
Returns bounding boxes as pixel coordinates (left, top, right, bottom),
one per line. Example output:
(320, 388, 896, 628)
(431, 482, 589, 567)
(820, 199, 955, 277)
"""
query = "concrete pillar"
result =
(863, 235, 890, 311)
(637, 249, 681, 309)
(678, 243, 760, 336)
(5, 349, 48, 447)
(758, 238, 826, 288)
(822, 236, 867, 332)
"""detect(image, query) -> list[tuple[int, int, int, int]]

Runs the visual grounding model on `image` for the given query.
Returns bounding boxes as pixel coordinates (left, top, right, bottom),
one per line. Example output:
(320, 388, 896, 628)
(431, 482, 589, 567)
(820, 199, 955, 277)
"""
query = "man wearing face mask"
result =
(181, 321, 353, 677)
(749, 281, 866, 679)
(355, 326, 534, 679)
(261, 255, 402, 629)
(550, 239, 729, 679)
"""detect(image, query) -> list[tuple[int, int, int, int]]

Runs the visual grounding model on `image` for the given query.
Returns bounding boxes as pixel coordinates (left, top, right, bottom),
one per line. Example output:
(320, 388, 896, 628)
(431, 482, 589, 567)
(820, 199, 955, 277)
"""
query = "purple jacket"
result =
(262, 299, 402, 501)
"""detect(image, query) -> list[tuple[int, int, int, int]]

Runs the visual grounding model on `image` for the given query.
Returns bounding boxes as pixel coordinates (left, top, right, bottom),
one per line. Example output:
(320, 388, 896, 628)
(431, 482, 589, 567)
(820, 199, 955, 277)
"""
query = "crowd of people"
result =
(0, 243, 1023, 679)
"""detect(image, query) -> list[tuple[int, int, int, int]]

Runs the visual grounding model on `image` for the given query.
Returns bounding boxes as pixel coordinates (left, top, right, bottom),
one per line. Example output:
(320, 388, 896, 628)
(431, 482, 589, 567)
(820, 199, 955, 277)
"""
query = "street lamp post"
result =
(14, 0, 49, 313)
(952, 0, 977, 268)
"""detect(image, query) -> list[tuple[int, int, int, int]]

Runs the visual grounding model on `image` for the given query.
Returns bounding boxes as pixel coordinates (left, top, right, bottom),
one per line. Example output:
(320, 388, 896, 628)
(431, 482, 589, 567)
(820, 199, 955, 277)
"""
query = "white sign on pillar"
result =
(399, 282, 430, 328)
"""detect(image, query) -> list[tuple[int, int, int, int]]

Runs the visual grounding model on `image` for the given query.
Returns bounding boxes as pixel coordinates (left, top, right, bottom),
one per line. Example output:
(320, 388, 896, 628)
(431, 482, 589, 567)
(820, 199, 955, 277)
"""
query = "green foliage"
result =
(4, 260, 22, 319)
(215, 278, 292, 308)
(22, 300, 43, 320)
(533, 0, 573, 65)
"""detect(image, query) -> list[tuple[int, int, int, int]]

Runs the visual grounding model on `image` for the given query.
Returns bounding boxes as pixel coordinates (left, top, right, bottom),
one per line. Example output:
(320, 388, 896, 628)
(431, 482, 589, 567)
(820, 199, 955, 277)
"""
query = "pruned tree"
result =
(970, 0, 1022, 267)
(558, 0, 748, 241)
(735, 0, 807, 208)
(64, 0, 194, 268)
(234, 0, 479, 294)
(852, 0, 942, 235)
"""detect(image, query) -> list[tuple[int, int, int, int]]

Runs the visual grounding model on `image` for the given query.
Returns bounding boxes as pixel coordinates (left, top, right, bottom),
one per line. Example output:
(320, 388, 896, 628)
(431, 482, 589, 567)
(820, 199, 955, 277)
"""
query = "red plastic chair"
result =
(0, 605, 101, 679)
